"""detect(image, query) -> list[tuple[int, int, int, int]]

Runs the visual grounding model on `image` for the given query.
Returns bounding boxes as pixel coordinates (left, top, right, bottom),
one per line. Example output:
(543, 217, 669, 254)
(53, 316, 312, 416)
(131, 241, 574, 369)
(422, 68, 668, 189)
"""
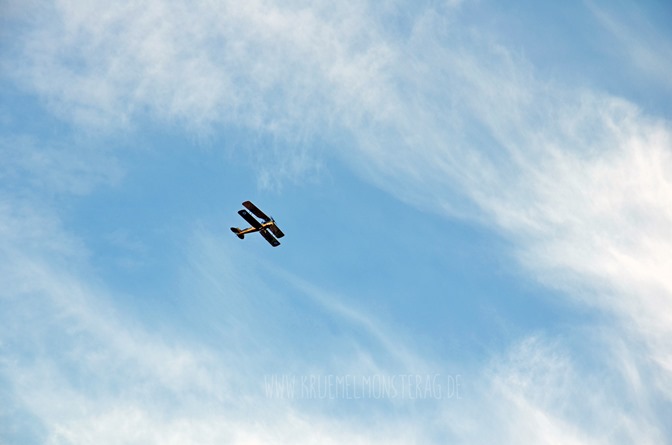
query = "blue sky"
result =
(1, 0, 672, 443)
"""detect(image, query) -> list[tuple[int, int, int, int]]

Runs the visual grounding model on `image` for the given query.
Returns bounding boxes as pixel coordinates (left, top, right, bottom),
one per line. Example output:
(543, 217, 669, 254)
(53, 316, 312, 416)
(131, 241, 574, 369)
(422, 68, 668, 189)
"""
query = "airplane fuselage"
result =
(233, 221, 278, 237)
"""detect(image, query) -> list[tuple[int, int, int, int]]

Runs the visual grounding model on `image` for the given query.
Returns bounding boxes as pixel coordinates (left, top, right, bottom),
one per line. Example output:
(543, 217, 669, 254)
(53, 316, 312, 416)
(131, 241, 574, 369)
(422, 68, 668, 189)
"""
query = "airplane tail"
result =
(230, 227, 244, 239)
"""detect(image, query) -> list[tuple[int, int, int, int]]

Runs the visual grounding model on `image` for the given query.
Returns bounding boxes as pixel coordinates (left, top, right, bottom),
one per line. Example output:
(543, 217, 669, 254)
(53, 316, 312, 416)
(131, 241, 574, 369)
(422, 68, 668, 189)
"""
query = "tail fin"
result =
(230, 227, 244, 239)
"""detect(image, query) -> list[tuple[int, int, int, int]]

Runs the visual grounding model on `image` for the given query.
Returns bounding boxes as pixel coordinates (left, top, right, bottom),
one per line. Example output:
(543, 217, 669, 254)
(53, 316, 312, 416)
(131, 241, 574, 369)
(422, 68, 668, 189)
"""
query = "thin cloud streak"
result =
(588, 2, 672, 96)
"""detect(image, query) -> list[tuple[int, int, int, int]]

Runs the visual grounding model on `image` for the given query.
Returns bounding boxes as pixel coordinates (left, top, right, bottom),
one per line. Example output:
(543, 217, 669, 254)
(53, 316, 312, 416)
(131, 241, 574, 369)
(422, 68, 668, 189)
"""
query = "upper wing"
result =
(238, 209, 261, 229)
(268, 223, 284, 239)
(259, 228, 281, 247)
(243, 201, 271, 222)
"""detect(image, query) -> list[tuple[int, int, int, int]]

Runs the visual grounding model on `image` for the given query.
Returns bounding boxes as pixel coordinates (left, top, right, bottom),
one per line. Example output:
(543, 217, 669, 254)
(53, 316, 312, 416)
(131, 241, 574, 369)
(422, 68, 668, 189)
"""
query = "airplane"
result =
(230, 200, 285, 247)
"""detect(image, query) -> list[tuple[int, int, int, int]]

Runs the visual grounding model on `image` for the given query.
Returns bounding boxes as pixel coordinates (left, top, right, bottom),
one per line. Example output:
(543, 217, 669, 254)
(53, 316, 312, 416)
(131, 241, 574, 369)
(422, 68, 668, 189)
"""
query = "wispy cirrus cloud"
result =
(345, 9, 672, 423)
(3, 226, 665, 444)
(0, 209, 451, 444)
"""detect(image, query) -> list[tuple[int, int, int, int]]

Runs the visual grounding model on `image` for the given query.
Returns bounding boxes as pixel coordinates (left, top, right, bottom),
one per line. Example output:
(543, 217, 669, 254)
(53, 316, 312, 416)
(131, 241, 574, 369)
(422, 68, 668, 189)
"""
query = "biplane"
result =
(230, 201, 285, 247)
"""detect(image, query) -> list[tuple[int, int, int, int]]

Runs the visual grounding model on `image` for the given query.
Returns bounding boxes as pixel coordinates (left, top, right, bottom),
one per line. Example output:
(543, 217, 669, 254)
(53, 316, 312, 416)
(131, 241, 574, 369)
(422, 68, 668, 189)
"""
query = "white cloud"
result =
(3, 0, 400, 185)
(4, 0, 387, 130)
